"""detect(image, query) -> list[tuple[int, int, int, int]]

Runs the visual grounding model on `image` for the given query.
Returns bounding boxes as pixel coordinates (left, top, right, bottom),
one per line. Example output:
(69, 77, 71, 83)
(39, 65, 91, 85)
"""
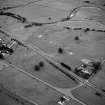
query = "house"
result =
(74, 59, 101, 79)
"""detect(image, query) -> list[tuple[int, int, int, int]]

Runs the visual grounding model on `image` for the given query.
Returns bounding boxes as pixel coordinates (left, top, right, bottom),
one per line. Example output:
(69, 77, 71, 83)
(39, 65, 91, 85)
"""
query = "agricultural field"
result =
(0, 0, 105, 105)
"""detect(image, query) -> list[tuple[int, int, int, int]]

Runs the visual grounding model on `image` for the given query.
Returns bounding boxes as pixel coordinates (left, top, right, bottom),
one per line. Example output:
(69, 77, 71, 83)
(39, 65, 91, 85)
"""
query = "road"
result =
(0, 0, 105, 105)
